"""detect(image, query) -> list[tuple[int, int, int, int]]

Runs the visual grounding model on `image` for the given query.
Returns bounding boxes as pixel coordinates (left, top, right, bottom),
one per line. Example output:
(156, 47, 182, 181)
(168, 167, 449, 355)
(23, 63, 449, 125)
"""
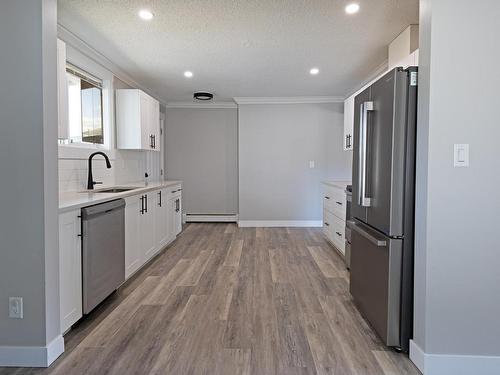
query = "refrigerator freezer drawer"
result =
(349, 220, 402, 347)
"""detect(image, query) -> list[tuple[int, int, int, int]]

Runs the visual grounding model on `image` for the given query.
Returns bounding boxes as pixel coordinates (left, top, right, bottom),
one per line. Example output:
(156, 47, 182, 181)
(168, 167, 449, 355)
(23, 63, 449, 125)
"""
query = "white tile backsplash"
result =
(58, 150, 161, 192)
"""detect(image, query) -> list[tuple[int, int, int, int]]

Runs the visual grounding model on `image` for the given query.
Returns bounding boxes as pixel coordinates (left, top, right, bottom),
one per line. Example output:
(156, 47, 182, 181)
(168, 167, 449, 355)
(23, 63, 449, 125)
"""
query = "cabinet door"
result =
(155, 188, 169, 248)
(59, 210, 82, 333)
(140, 92, 152, 150)
(343, 95, 355, 151)
(141, 192, 157, 262)
(168, 194, 182, 242)
(175, 195, 182, 236)
(125, 195, 142, 279)
(167, 196, 175, 243)
(151, 99, 161, 152)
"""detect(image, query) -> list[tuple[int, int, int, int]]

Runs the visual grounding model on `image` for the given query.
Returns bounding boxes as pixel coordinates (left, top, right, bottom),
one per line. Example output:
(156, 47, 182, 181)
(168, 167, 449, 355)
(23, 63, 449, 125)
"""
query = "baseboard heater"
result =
(184, 213, 238, 223)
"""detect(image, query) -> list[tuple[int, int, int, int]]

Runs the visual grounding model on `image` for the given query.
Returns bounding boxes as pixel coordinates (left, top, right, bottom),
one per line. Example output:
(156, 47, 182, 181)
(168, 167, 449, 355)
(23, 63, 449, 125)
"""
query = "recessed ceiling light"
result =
(310, 68, 320, 75)
(345, 3, 360, 14)
(184, 71, 193, 78)
(138, 9, 154, 20)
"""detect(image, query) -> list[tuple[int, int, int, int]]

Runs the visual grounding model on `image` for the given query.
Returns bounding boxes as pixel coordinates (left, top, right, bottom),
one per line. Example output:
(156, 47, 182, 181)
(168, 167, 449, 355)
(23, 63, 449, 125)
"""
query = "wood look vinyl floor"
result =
(1, 224, 421, 375)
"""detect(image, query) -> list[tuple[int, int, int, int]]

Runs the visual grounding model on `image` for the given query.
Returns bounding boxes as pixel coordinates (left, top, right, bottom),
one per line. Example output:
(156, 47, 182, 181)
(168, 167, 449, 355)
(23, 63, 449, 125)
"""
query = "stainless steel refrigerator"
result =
(349, 66, 417, 352)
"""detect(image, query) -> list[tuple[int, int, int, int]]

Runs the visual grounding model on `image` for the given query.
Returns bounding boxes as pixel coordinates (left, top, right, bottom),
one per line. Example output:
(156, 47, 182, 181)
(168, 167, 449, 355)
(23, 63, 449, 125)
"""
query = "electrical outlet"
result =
(9, 297, 23, 319)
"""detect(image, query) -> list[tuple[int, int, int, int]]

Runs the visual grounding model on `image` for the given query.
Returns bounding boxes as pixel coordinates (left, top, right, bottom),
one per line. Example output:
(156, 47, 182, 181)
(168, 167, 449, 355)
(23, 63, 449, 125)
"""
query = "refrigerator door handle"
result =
(358, 101, 374, 207)
(350, 221, 387, 247)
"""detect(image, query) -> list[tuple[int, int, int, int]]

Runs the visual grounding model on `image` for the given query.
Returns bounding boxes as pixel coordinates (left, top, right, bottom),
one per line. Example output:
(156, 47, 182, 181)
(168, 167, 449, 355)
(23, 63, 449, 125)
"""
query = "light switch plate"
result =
(454, 144, 469, 167)
(9, 297, 23, 319)
(309, 160, 315, 169)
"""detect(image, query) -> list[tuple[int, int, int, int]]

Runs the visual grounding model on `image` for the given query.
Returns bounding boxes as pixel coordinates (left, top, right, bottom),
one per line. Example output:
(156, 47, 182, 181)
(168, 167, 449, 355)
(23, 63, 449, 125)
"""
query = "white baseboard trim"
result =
(0, 335, 64, 367)
(238, 220, 322, 228)
(184, 214, 238, 223)
(410, 340, 500, 375)
(410, 340, 425, 373)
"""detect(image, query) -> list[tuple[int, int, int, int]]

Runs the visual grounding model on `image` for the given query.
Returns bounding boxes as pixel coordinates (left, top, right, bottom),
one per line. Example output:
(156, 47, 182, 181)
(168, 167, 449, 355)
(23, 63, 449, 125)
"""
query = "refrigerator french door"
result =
(350, 67, 417, 352)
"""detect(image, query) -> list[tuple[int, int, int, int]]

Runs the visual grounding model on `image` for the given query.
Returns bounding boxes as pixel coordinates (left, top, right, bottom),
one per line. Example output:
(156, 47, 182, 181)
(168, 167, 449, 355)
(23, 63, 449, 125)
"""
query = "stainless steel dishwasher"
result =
(81, 199, 125, 314)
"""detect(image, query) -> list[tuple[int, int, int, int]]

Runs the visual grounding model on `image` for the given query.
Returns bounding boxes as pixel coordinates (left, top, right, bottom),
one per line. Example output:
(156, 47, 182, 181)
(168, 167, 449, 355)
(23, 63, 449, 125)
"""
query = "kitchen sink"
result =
(93, 187, 139, 193)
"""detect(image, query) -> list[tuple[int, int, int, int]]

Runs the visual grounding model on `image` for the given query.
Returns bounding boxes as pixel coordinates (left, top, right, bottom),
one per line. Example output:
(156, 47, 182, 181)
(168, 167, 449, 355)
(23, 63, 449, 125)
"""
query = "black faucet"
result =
(87, 151, 112, 190)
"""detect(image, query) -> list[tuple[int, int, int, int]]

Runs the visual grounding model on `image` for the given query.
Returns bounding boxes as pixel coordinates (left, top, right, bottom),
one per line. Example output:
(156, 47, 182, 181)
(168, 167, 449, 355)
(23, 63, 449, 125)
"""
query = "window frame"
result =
(65, 66, 104, 145)
(58, 44, 115, 160)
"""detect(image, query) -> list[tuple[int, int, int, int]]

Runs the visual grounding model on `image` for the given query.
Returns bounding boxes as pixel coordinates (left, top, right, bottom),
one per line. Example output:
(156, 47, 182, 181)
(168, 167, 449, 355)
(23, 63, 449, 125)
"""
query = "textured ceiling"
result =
(58, 0, 418, 103)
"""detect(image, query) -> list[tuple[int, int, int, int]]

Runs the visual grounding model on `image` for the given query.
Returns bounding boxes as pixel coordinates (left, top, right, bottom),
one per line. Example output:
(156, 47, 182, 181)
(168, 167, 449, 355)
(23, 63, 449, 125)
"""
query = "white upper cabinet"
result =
(343, 24, 419, 152)
(388, 25, 419, 70)
(396, 49, 419, 69)
(343, 95, 355, 151)
(116, 89, 161, 151)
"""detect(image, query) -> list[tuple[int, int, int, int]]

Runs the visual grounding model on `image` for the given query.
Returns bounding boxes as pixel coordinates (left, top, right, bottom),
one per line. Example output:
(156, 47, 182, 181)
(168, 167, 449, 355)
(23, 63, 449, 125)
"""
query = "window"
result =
(60, 64, 104, 145)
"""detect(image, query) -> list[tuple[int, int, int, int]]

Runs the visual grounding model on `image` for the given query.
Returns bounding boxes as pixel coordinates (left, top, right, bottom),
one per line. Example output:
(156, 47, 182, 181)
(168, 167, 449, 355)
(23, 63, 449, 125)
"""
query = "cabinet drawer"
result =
(330, 215, 345, 255)
(323, 186, 346, 220)
(168, 184, 182, 199)
(323, 209, 345, 255)
(323, 209, 335, 238)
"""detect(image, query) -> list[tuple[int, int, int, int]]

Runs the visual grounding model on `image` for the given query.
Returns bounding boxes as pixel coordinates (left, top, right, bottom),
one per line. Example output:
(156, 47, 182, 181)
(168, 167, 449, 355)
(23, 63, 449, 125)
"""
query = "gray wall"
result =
(414, 0, 500, 361)
(165, 108, 238, 215)
(238, 103, 351, 221)
(0, 0, 60, 349)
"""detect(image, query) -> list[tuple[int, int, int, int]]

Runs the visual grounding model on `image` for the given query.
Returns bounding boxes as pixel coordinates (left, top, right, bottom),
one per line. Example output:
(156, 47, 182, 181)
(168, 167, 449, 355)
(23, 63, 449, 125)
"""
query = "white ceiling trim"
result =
(57, 24, 166, 105)
(233, 96, 344, 105)
(166, 101, 237, 109)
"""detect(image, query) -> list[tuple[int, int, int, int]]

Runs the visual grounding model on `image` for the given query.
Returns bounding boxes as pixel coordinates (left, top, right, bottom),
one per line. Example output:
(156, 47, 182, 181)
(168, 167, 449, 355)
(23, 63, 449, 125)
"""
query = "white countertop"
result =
(59, 180, 182, 213)
(322, 180, 351, 191)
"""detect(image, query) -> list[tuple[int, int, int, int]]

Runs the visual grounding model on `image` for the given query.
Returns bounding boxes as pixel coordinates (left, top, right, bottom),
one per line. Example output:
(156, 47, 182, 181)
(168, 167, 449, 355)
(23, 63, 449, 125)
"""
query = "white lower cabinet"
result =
(154, 188, 170, 249)
(124, 185, 182, 280)
(59, 184, 182, 334)
(168, 186, 183, 241)
(343, 95, 354, 151)
(322, 182, 348, 256)
(59, 209, 82, 333)
(124, 195, 142, 279)
(141, 192, 157, 263)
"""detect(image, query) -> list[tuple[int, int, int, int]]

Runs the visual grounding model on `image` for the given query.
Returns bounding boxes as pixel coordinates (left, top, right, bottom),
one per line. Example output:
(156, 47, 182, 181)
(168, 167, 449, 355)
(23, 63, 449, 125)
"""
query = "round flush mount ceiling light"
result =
(184, 71, 193, 78)
(345, 3, 360, 14)
(138, 9, 154, 20)
(193, 92, 214, 101)
(310, 68, 320, 75)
